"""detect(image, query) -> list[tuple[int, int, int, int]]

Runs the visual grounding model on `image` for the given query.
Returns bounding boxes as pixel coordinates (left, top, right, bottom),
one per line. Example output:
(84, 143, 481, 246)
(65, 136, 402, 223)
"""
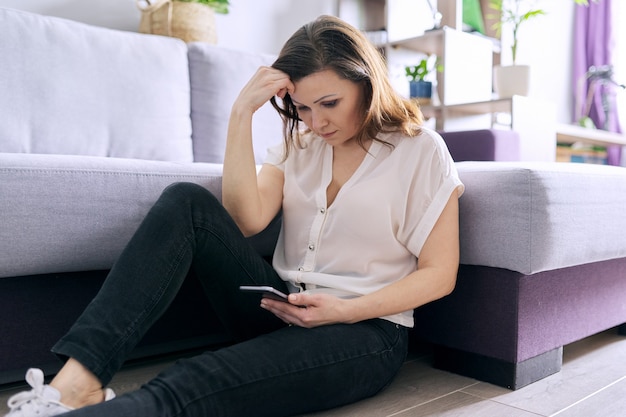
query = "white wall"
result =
(0, 0, 141, 33)
(219, 0, 337, 54)
(0, 0, 579, 123)
(0, 0, 336, 55)
(510, 0, 577, 124)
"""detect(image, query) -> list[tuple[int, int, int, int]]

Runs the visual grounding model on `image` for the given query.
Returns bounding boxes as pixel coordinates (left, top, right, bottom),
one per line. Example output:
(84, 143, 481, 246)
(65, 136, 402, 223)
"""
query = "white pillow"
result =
(188, 43, 283, 164)
(0, 8, 193, 162)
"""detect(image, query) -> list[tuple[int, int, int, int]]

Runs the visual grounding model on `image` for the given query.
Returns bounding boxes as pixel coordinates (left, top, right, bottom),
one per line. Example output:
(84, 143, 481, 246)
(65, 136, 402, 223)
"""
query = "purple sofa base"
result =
(433, 344, 562, 390)
(0, 270, 231, 386)
(413, 257, 626, 389)
(0, 219, 280, 386)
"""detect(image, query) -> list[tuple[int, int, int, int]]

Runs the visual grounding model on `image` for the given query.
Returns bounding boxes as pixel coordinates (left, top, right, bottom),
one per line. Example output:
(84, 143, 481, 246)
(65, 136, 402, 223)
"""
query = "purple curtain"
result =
(574, 0, 622, 165)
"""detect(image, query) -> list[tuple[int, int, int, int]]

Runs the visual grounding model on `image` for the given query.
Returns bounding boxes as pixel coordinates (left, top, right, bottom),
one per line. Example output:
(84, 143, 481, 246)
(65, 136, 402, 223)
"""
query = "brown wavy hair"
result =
(270, 15, 423, 158)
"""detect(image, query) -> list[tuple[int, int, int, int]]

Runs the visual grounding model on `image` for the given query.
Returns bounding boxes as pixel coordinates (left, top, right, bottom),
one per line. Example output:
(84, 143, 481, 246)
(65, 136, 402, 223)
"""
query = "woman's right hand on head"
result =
(234, 66, 293, 115)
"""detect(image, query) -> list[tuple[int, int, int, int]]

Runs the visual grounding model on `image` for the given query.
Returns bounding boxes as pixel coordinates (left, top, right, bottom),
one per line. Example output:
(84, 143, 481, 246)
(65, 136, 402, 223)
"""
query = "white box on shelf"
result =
(439, 28, 493, 105)
(386, 0, 436, 42)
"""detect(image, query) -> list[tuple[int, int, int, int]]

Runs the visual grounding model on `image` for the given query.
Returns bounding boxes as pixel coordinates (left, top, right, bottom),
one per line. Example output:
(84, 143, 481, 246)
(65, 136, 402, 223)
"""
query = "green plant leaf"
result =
(175, 0, 230, 14)
(405, 57, 441, 81)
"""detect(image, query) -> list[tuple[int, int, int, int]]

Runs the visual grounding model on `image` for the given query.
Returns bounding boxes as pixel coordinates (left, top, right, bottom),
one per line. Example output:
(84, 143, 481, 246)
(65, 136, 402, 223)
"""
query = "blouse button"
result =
(298, 267, 304, 272)
(308, 244, 315, 251)
(320, 208, 326, 214)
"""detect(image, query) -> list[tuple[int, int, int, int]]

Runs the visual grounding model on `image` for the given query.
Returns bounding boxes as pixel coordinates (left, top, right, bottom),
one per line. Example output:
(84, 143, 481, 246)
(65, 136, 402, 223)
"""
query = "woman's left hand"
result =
(260, 293, 351, 328)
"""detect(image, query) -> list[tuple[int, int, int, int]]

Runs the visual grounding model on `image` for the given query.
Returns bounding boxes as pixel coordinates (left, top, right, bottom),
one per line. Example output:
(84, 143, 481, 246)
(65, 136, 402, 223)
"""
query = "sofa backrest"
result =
(188, 43, 283, 164)
(0, 7, 194, 162)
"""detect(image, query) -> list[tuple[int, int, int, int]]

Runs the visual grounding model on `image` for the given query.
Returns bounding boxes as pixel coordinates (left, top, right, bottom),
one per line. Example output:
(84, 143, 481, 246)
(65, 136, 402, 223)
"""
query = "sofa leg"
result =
(432, 346, 563, 390)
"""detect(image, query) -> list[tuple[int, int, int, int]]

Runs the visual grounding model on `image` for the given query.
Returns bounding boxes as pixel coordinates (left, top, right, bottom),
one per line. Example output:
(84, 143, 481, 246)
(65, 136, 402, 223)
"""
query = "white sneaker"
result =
(4, 368, 116, 417)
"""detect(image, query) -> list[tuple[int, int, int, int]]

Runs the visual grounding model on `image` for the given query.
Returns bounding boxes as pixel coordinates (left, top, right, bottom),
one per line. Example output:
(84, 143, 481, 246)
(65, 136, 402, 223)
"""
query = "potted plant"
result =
(405, 57, 441, 105)
(490, 0, 591, 98)
(177, 0, 229, 14)
(138, 0, 230, 44)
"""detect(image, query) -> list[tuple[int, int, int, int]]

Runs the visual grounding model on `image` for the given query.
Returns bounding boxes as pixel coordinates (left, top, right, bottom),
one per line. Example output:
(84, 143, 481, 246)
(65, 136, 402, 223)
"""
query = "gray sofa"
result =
(413, 161, 626, 389)
(2, 7, 626, 391)
(0, 6, 280, 384)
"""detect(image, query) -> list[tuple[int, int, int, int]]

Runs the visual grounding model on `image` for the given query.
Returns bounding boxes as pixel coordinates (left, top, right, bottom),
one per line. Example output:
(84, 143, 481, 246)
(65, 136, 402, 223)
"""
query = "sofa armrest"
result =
(0, 153, 227, 278)
(439, 129, 521, 162)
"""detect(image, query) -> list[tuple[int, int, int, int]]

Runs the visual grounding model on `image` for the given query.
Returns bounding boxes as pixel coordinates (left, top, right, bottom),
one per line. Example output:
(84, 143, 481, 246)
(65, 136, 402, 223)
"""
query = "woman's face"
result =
(290, 69, 364, 148)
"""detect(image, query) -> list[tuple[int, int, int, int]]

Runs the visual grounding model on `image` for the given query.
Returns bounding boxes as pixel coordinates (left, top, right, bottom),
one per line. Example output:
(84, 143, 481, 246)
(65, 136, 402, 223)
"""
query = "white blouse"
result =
(264, 127, 464, 327)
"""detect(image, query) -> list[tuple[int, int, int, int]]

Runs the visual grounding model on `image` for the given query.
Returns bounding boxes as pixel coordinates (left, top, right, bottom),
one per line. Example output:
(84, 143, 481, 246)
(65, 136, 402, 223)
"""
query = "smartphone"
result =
(239, 285, 289, 302)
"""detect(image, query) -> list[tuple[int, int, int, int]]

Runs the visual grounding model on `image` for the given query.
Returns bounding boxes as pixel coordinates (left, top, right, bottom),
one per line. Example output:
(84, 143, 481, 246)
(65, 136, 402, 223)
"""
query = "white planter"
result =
(493, 65, 530, 98)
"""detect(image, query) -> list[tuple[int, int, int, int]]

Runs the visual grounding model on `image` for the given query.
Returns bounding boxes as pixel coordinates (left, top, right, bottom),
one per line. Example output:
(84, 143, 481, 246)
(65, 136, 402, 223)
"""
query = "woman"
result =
(5, 14, 463, 417)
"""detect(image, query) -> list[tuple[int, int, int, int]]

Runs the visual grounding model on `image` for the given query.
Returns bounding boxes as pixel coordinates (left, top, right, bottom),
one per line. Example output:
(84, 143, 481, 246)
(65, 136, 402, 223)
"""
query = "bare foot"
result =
(50, 358, 107, 409)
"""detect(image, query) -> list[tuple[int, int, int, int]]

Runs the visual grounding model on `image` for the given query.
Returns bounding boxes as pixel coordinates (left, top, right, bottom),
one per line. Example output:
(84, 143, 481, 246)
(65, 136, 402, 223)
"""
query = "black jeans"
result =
(53, 182, 408, 417)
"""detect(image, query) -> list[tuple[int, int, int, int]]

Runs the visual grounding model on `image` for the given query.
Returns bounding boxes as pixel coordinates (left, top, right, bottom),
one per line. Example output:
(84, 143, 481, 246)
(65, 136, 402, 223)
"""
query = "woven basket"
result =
(138, 0, 217, 44)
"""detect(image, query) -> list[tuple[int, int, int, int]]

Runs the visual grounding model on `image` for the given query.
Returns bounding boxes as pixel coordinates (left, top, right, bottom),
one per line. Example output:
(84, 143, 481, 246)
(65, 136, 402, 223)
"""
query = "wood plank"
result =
(392, 391, 542, 417)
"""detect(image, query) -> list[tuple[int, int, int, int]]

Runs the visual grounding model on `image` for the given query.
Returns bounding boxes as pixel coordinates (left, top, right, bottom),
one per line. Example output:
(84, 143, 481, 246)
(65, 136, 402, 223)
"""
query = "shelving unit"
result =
(339, 0, 495, 106)
(554, 124, 625, 164)
(337, 0, 558, 162)
(391, 27, 493, 106)
(556, 123, 626, 147)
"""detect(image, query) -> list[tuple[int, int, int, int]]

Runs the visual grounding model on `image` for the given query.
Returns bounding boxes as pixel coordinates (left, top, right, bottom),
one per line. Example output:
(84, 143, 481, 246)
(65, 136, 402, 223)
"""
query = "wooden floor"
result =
(2, 327, 625, 416)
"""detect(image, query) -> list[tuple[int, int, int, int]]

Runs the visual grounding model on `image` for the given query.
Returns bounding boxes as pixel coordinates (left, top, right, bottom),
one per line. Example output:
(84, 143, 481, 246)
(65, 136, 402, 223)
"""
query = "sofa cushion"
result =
(457, 161, 626, 274)
(0, 153, 223, 278)
(188, 43, 283, 164)
(0, 7, 193, 162)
